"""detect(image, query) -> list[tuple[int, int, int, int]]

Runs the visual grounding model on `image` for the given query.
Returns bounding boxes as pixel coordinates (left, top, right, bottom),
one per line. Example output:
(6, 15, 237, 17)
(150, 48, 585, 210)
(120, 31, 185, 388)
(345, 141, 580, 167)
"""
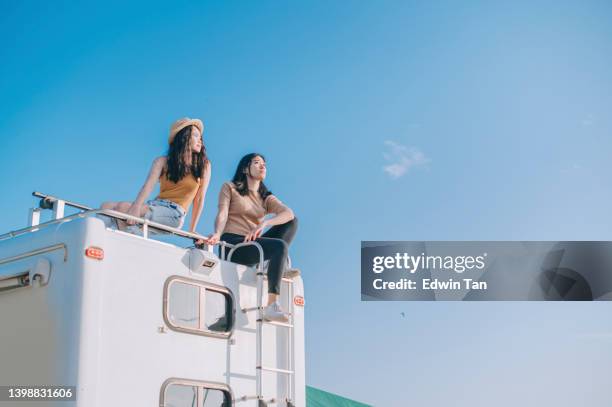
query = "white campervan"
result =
(0, 193, 305, 407)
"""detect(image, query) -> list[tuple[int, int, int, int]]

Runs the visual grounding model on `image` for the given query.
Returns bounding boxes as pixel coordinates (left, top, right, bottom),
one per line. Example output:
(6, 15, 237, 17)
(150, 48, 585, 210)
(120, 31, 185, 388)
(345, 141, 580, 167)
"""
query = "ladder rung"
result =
(242, 306, 264, 313)
(238, 396, 277, 403)
(259, 273, 294, 284)
(238, 395, 260, 401)
(257, 366, 294, 375)
(257, 319, 294, 328)
(243, 307, 293, 316)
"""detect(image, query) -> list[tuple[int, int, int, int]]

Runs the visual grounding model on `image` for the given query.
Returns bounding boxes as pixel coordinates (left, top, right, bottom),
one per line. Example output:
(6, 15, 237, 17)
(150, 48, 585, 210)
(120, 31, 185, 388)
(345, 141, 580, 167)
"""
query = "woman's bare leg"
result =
(100, 201, 148, 230)
(100, 201, 120, 228)
(101, 201, 118, 210)
(114, 202, 132, 230)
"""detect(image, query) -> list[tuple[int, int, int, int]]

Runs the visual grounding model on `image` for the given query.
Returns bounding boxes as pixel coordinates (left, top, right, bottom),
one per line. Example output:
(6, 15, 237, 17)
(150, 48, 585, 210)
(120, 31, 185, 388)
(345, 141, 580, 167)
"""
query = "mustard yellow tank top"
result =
(157, 171, 200, 211)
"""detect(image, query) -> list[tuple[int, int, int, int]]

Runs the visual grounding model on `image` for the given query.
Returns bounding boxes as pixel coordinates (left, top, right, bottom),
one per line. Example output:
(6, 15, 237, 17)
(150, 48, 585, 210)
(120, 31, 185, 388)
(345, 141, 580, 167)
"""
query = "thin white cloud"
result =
(382, 140, 429, 179)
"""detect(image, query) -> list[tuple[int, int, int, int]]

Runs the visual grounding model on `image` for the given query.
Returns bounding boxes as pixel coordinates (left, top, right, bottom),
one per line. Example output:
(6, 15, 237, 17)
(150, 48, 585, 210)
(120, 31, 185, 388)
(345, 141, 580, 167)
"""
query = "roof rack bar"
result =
(2, 209, 95, 241)
(32, 191, 92, 211)
(1, 207, 214, 247)
(7, 192, 240, 253)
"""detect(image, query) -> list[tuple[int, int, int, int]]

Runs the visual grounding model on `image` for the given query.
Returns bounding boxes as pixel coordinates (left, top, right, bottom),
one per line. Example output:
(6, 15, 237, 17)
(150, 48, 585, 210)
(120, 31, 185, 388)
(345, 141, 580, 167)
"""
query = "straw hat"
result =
(169, 117, 204, 145)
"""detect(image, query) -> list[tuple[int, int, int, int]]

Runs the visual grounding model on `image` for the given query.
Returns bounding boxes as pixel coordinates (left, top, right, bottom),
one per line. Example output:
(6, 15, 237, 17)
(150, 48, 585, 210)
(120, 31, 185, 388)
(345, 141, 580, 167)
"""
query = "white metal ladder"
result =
(227, 243, 296, 407)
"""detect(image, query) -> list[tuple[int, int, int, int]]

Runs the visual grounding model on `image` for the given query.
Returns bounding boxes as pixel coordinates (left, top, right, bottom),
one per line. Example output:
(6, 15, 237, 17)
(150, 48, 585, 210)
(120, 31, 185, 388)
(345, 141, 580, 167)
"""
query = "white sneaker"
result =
(283, 268, 301, 279)
(263, 303, 289, 323)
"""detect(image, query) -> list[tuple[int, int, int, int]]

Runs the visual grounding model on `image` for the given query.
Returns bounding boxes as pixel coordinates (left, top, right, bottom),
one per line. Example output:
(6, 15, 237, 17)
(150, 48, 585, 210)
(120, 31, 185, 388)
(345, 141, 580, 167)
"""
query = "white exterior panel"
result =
(0, 216, 305, 407)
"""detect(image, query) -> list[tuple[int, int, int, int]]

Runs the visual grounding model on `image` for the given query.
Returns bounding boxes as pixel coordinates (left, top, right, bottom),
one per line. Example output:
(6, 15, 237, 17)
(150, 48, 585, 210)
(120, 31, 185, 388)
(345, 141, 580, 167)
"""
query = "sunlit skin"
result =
(189, 127, 203, 155)
(101, 126, 210, 232)
(204, 155, 294, 306)
(246, 155, 266, 182)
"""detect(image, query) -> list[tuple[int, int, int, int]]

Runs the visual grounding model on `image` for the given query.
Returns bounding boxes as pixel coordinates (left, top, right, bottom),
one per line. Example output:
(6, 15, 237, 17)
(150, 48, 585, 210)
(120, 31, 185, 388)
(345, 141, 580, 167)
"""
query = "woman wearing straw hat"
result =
(101, 117, 211, 234)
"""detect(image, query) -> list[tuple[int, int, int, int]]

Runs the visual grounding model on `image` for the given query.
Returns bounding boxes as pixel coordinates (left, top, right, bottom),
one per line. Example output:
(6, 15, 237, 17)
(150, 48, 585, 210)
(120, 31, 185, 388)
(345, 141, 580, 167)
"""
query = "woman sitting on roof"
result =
(101, 117, 211, 234)
(204, 153, 298, 323)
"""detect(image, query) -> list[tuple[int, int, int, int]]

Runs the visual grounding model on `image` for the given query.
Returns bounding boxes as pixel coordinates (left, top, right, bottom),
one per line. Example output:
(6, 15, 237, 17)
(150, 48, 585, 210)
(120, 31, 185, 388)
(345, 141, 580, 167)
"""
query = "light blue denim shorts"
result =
(144, 199, 186, 229)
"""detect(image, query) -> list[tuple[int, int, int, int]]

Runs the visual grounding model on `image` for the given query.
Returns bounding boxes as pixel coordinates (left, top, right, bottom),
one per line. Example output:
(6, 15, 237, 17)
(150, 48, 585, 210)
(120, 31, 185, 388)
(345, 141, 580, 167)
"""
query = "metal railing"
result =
(1, 192, 225, 252)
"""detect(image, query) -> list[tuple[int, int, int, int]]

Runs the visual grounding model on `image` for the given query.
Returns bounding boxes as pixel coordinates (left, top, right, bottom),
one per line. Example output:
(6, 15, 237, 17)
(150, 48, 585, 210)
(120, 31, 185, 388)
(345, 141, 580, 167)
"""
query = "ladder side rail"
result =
(288, 277, 294, 403)
(227, 242, 265, 401)
(226, 241, 264, 268)
(257, 254, 264, 403)
(227, 242, 298, 405)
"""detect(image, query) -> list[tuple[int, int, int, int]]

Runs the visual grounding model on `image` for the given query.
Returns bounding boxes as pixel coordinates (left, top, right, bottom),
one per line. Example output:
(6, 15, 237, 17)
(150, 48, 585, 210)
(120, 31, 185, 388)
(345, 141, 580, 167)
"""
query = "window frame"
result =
(159, 378, 234, 407)
(163, 275, 235, 339)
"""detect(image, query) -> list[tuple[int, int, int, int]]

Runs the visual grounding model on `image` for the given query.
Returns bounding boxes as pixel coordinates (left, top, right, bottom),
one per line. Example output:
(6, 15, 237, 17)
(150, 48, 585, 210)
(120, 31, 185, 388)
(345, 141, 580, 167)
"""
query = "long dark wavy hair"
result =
(231, 153, 272, 200)
(165, 125, 208, 183)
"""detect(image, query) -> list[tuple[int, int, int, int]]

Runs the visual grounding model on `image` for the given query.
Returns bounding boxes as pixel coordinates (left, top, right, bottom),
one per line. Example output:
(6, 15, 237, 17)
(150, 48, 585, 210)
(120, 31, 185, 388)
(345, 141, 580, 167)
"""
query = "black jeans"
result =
(221, 217, 298, 295)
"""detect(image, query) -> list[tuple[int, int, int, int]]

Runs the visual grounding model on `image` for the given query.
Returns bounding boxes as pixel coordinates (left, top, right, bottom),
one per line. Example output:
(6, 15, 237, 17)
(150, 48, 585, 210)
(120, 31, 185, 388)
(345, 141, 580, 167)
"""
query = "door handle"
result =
(0, 258, 51, 293)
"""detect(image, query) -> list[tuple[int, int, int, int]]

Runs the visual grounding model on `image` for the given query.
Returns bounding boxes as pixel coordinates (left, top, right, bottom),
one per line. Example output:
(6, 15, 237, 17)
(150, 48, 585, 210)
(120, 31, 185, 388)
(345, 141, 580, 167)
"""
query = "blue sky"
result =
(2, 1, 612, 405)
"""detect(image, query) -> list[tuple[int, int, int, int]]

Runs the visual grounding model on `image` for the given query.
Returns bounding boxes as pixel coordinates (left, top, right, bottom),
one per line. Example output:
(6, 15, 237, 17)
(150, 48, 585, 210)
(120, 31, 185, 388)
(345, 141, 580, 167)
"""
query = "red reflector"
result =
(293, 296, 305, 307)
(85, 246, 104, 260)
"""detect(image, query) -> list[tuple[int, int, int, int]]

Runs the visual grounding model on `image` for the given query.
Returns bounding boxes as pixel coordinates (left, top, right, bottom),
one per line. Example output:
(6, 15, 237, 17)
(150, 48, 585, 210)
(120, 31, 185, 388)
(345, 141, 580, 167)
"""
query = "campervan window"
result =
(161, 379, 232, 407)
(168, 282, 200, 329)
(164, 383, 197, 405)
(163, 276, 234, 339)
